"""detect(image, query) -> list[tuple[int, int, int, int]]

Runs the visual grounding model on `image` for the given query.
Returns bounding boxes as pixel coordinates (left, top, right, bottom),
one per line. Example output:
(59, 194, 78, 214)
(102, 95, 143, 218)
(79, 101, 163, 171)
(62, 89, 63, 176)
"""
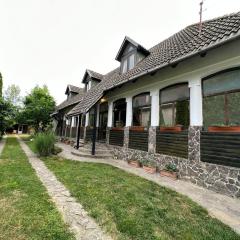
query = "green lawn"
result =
(41, 155, 239, 240)
(0, 137, 74, 240)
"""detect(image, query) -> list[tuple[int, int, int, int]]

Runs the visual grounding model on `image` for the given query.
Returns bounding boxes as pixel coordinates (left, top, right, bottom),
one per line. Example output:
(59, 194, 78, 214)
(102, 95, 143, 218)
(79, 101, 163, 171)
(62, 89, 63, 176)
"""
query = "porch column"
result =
(107, 101, 113, 127)
(64, 116, 68, 137)
(148, 89, 159, 154)
(188, 78, 202, 163)
(189, 78, 203, 126)
(150, 89, 159, 126)
(69, 116, 73, 138)
(126, 96, 132, 127)
(96, 104, 100, 127)
(85, 112, 89, 127)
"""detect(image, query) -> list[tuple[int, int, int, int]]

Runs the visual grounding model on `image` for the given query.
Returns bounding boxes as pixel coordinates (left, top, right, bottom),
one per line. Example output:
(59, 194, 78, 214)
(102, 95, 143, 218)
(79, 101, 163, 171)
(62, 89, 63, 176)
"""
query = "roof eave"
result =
(106, 32, 240, 93)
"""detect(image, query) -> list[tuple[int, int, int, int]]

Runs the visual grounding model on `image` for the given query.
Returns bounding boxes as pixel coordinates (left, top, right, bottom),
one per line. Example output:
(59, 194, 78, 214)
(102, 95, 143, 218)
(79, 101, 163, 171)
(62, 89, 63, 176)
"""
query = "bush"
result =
(53, 146, 62, 155)
(34, 132, 56, 156)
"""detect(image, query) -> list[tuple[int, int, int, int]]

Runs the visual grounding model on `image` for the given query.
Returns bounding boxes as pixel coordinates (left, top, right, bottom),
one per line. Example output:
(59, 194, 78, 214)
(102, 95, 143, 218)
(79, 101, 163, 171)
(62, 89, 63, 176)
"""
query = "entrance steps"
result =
(71, 142, 113, 159)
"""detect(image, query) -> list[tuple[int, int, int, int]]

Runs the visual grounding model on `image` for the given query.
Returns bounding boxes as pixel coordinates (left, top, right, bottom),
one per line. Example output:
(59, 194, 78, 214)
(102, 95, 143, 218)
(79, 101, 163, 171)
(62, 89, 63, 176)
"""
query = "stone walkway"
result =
(58, 142, 240, 235)
(19, 139, 112, 240)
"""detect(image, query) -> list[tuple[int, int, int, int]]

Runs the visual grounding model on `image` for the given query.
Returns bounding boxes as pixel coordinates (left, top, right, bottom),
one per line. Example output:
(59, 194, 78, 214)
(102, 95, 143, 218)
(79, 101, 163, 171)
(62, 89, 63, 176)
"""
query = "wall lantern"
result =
(100, 98, 107, 103)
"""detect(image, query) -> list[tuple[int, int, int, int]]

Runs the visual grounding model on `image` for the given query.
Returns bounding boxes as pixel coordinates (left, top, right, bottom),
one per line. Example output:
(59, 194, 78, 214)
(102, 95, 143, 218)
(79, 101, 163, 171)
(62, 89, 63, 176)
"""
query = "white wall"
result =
(105, 39, 240, 127)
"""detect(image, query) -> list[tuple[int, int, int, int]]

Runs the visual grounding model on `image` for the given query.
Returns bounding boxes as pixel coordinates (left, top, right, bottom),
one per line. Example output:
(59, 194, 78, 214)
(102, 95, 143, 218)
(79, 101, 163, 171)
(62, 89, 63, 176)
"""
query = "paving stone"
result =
(18, 138, 112, 240)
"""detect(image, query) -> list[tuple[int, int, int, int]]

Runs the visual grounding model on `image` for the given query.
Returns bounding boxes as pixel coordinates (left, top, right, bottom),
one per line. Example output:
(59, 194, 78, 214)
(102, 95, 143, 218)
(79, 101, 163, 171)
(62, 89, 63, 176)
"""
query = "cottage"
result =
(52, 84, 85, 139)
(55, 13, 240, 197)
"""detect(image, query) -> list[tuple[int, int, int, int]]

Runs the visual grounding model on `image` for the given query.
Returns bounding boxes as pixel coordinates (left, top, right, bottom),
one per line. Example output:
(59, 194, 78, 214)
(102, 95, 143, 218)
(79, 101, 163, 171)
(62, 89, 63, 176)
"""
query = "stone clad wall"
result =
(110, 126, 240, 198)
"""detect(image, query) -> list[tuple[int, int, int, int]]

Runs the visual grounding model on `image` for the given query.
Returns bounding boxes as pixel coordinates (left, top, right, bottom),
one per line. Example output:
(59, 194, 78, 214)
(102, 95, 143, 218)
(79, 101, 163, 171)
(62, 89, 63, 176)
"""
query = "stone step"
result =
(77, 147, 111, 155)
(71, 151, 112, 159)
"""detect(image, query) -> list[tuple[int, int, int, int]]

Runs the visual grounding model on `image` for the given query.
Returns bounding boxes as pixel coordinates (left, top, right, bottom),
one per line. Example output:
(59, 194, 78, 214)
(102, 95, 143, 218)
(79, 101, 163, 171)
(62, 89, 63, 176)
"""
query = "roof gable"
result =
(115, 36, 150, 62)
(82, 69, 103, 83)
(65, 84, 82, 95)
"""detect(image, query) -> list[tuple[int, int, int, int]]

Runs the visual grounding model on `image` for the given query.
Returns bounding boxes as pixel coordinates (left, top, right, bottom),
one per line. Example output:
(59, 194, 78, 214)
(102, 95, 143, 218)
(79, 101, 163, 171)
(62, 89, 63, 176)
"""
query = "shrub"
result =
(53, 146, 62, 155)
(164, 163, 177, 172)
(34, 132, 56, 156)
(140, 159, 157, 167)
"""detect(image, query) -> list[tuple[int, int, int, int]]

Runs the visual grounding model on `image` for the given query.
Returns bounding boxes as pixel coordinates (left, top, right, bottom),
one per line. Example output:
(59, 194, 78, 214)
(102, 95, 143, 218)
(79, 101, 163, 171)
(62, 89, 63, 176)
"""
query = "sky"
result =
(0, 0, 239, 104)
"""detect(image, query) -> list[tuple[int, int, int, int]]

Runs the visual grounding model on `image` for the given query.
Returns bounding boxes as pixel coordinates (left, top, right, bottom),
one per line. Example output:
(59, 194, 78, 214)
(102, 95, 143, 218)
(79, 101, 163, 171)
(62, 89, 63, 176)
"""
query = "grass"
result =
(0, 137, 74, 240)
(42, 156, 240, 240)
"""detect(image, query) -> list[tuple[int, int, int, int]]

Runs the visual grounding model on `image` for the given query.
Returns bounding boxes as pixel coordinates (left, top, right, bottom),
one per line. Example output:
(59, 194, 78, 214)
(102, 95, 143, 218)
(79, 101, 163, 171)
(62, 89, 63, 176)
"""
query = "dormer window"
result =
(116, 36, 150, 74)
(121, 52, 135, 74)
(82, 69, 103, 92)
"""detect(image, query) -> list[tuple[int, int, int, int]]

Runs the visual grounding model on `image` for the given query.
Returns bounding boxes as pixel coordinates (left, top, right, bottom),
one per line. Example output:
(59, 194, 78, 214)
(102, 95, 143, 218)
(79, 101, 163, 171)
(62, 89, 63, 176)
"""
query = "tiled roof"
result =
(68, 12, 240, 116)
(56, 88, 85, 112)
(65, 84, 83, 94)
(87, 69, 103, 81)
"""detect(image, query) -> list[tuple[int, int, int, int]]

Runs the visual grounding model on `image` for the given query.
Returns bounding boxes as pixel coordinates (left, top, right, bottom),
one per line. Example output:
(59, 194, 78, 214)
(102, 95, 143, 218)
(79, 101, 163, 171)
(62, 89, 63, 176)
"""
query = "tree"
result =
(0, 74, 15, 136)
(21, 85, 55, 133)
(0, 72, 2, 98)
(0, 99, 15, 136)
(4, 84, 22, 106)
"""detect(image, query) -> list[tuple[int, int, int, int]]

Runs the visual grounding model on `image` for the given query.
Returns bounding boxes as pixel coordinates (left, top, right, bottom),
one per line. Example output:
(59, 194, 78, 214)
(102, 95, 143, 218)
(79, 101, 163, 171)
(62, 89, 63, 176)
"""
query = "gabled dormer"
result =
(115, 36, 149, 74)
(82, 69, 103, 92)
(65, 84, 82, 100)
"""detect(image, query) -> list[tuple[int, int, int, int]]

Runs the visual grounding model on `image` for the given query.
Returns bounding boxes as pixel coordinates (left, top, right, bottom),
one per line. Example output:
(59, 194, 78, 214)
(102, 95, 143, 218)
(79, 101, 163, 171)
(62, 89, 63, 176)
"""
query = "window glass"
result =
(113, 99, 126, 127)
(203, 69, 240, 128)
(133, 94, 151, 108)
(89, 109, 95, 127)
(133, 93, 151, 127)
(175, 100, 189, 126)
(203, 69, 240, 96)
(160, 103, 174, 126)
(128, 54, 135, 70)
(74, 117, 78, 127)
(122, 59, 128, 74)
(81, 115, 86, 127)
(160, 84, 189, 127)
(203, 95, 225, 127)
(161, 84, 189, 104)
(228, 92, 240, 125)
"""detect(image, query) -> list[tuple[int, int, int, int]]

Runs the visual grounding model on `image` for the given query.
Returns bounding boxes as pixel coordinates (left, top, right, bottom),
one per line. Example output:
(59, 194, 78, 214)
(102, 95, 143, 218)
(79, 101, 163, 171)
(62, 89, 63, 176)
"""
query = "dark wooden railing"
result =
(201, 132, 240, 168)
(129, 130, 148, 152)
(156, 130, 188, 158)
(109, 128, 124, 146)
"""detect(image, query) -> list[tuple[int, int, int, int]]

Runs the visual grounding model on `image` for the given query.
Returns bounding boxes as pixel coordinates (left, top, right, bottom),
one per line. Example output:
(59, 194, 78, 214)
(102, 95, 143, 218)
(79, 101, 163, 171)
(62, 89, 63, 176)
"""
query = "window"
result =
(73, 116, 78, 127)
(121, 53, 135, 73)
(203, 68, 240, 127)
(133, 93, 151, 127)
(113, 99, 126, 127)
(89, 108, 95, 127)
(99, 102, 108, 128)
(160, 84, 189, 127)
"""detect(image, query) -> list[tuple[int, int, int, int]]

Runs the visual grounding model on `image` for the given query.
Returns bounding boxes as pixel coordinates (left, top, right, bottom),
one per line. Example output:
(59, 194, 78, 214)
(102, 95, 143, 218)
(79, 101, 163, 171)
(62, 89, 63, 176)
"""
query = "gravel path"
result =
(19, 139, 112, 240)
(58, 142, 240, 235)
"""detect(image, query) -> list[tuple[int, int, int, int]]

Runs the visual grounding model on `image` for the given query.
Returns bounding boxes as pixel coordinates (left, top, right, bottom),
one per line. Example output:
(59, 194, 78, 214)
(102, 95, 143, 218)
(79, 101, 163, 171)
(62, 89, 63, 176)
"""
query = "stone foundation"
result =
(110, 126, 240, 198)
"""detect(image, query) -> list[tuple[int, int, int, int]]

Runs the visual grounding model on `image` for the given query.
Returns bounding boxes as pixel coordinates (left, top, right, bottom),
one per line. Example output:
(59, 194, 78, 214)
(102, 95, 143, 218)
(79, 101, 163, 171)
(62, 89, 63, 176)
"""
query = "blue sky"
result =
(0, 0, 239, 104)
